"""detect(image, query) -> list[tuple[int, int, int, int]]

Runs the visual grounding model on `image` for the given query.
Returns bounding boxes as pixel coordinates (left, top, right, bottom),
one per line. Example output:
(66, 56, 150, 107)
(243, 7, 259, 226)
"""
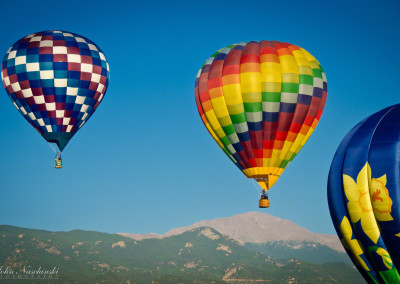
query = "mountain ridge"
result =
(0, 224, 362, 283)
(118, 212, 344, 253)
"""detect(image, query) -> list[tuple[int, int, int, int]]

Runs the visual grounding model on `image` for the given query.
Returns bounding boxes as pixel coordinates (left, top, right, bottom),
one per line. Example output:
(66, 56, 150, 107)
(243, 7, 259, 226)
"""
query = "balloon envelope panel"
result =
(195, 40, 327, 189)
(1, 30, 110, 151)
(328, 104, 400, 283)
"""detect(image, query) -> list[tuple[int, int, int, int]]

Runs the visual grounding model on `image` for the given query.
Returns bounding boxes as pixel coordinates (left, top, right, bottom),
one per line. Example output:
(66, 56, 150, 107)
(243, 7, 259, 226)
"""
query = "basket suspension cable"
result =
(250, 179, 263, 194)
(47, 142, 57, 154)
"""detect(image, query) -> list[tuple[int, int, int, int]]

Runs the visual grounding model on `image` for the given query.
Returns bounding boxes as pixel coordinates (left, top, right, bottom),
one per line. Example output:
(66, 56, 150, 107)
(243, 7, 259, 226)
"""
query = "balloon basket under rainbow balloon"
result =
(259, 192, 270, 208)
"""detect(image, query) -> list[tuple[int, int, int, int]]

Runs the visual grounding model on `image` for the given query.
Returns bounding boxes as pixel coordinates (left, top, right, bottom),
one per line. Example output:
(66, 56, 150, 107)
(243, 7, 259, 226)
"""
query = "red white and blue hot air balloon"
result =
(1, 30, 110, 167)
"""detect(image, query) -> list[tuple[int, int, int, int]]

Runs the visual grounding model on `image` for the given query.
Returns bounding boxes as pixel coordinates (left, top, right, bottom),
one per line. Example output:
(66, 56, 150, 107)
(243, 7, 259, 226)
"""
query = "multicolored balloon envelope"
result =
(328, 104, 400, 283)
(195, 41, 327, 202)
(1, 30, 110, 152)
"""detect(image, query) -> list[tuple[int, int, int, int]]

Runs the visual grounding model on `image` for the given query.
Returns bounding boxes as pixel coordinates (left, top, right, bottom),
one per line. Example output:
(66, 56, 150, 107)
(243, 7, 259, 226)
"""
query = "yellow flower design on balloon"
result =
(370, 175, 393, 221)
(339, 216, 369, 271)
(343, 162, 393, 244)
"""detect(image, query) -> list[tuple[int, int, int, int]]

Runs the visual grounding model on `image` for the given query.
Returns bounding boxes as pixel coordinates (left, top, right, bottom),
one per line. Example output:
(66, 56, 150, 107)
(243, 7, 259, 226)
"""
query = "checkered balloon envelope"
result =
(1, 30, 110, 152)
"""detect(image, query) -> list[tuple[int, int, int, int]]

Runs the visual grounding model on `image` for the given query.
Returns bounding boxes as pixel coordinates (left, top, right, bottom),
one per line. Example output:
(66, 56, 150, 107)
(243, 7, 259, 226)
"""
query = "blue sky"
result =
(1, 0, 400, 236)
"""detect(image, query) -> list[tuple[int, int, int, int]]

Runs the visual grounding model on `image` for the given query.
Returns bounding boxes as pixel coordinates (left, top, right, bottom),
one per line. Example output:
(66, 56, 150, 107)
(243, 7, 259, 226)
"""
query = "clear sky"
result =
(1, 0, 400, 236)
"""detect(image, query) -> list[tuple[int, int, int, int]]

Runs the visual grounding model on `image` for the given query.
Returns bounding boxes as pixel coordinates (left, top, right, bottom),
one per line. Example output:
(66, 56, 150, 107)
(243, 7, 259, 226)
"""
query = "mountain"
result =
(120, 212, 343, 251)
(119, 212, 349, 265)
(0, 225, 363, 283)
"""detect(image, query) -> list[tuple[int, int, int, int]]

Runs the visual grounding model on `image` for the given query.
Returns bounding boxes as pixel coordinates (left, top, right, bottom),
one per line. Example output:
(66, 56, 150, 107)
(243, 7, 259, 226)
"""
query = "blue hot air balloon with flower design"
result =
(328, 104, 400, 283)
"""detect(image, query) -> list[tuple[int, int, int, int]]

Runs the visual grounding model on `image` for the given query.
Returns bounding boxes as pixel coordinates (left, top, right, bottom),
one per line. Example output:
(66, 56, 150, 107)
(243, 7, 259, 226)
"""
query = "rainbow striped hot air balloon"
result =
(195, 41, 327, 207)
